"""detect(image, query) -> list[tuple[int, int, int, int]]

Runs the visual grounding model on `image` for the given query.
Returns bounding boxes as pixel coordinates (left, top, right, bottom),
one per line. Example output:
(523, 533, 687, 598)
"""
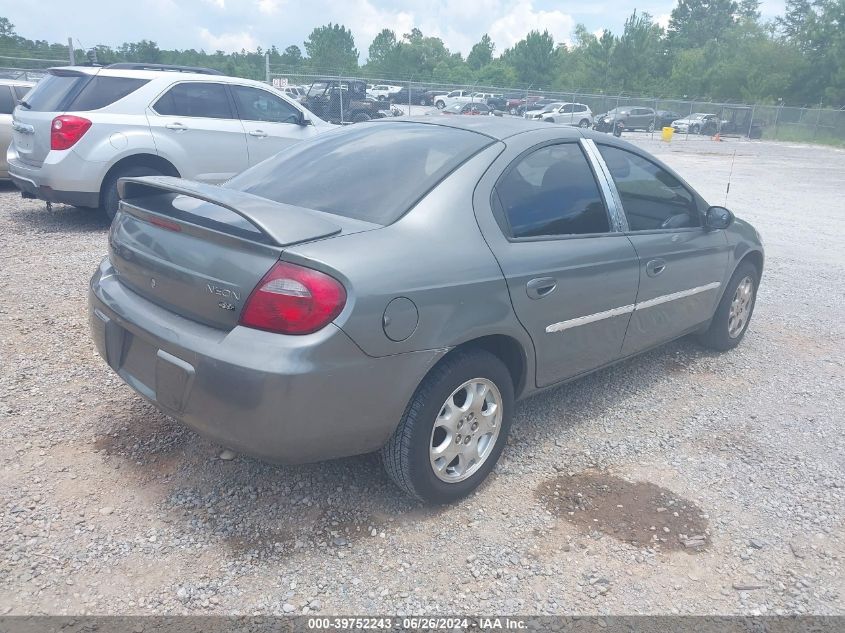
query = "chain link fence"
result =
(270, 69, 845, 145)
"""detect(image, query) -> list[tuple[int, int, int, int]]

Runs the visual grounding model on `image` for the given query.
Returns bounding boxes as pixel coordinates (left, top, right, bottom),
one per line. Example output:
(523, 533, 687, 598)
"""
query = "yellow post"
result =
(661, 127, 674, 142)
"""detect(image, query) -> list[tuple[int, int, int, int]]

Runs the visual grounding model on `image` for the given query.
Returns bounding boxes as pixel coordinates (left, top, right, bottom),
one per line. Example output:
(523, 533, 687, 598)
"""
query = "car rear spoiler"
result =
(117, 176, 341, 247)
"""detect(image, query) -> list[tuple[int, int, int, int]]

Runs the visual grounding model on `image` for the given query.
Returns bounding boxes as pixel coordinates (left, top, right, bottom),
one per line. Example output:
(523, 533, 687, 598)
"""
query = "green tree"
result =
(368, 29, 397, 70)
(501, 30, 556, 88)
(467, 34, 494, 70)
(668, 0, 738, 49)
(304, 23, 359, 72)
(280, 45, 303, 68)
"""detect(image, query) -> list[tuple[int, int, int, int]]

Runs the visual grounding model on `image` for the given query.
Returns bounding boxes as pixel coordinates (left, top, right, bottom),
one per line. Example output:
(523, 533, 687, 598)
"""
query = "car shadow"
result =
(89, 335, 717, 562)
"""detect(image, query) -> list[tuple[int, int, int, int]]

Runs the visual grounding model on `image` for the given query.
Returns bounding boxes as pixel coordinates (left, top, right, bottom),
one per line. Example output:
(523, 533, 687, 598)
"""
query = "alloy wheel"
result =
(429, 378, 502, 483)
(728, 276, 754, 338)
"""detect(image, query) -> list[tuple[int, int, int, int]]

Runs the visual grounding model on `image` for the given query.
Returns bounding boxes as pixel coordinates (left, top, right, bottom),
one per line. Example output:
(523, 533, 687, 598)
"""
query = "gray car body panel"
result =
(89, 117, 764, 463)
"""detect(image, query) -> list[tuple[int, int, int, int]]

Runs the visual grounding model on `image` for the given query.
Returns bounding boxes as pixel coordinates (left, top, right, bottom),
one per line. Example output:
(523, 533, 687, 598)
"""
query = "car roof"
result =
(378, 116, 585, 141)
(48, 65, 282, 90)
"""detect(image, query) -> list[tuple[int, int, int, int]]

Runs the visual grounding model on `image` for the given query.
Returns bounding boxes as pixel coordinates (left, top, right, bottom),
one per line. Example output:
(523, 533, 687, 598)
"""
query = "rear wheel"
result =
(691, 124, 700, 134)
(647, 121, 655, 132)
(352, 112, 371, 123)
(698, 262, 758, 351)
(435, 100, 446, 109)
(579, 119, 591, 128)
(382, 350, 513, 504)
(102, 164, 165, 221)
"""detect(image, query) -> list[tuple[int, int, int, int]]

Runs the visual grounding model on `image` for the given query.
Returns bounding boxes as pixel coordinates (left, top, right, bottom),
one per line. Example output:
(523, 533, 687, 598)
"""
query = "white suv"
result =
(9, 63, 331, 218)
(526, 102, 594, 127)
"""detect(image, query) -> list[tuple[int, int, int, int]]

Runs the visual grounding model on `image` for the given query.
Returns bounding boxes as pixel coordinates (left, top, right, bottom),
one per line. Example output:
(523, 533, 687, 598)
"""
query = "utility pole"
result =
(68, 38, 75, 65)
(265, 52, 270, 84)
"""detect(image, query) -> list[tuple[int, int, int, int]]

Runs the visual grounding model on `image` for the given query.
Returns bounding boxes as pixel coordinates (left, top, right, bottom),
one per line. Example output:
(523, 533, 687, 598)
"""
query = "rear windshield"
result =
(19, 72, 148, 112)
(226, 123, 493, 225)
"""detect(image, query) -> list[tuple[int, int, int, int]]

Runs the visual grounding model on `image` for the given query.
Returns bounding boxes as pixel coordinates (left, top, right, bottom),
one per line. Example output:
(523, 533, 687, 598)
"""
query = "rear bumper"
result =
(88, 259, 445, 464)
(7, 147, 101, 208)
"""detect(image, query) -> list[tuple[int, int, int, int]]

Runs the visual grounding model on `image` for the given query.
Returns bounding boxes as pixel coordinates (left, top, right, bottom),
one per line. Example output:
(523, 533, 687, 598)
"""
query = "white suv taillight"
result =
(51, 115, 92, 150)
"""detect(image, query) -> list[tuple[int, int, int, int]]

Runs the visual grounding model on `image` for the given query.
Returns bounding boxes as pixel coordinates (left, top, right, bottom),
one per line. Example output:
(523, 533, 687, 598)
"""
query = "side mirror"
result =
(705, 205, 734, 230)
(298, 112, 312, 126)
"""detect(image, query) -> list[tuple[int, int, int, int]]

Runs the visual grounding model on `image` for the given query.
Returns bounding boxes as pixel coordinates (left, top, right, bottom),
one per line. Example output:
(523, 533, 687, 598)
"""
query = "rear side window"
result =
(496, 143, 610, 238)
(0, 86, 14, 114)
(154, 82, 233, 119)
(68, 76, 149, 111)
(226, 122, 492, 225)
(18, 73, 83, 111)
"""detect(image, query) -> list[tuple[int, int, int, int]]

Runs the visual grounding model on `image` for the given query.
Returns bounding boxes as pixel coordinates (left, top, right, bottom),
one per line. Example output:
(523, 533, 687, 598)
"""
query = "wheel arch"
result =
(439, 334, 529, 399)
(99, 153, 180, 205)
(737, 249, 764, 280)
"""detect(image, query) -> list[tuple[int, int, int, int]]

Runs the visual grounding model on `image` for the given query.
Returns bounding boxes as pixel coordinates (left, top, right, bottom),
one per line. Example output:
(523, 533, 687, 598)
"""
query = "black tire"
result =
(352, 112, 371, 123)
(382, 349, 514, 504)
(691, 124, 700, 134)
(102, 164, 166, 220)
(647, 121, 655, 132)
(697, 262, 759, 351)
(579, 119, 591, 128)
(509, 107, 518, 115)
(435, 100, 446, 110)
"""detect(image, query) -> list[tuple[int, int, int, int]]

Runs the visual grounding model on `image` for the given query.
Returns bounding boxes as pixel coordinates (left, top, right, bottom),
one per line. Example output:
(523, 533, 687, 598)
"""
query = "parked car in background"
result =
(441, 102, 491, 115)
(282, 86, 307, 102)
(486, 94, 508, 111)
(518, 98, 558, 117)
(596, 107, 658, 132)
(8, 63, 327, 218)
(656, 110, 682, 128)
(0, 78, 35, 179)
(389, 86, 428, 105)
(89, 118, 763, 504)
(524, 101, 563, 120)
(422, 89, 449, 106)
(367, 84, 403, 101)
(434, 90, 476, 109)
(528, 102, 593, 127)
(507, 95, 542, 115)
(672, 113, 719, 135)
(303, 78, 391, 124)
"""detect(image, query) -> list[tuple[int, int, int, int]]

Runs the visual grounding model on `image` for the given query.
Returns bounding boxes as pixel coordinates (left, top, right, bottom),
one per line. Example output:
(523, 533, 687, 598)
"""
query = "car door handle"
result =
(526, 277, 557, 299)
(249, 130, 268, 138)
(646, 259, 667, 277)
(165, 122, 187, 131)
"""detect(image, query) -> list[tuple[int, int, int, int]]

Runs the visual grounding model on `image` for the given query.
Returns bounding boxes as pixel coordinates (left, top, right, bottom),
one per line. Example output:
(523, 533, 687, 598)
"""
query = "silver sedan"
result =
(89, 117, 763, 503)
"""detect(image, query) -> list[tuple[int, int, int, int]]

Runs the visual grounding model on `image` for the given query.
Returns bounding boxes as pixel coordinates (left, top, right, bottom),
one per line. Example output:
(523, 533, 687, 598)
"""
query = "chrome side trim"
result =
(546, 304, 635, 333)
(545, 282, 721, 334)
(635, 282, 721, 310)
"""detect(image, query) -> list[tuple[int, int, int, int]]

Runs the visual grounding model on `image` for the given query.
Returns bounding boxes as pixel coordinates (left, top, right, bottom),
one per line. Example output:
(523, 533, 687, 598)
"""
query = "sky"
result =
(1, 0, 786, 60)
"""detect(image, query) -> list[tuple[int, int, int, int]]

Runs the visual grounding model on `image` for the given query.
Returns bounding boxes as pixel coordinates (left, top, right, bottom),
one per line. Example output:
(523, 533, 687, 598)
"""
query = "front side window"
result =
(231, 85, 300, 124)
(496, 143, 611, 238)
(153, 82, 233, 119)
(561, 104, 574, 113)
(597, 145, 699, 231)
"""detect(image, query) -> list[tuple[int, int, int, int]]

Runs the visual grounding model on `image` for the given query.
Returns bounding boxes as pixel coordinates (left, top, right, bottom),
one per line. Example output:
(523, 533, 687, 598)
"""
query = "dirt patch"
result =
(537, 471, 710, 552)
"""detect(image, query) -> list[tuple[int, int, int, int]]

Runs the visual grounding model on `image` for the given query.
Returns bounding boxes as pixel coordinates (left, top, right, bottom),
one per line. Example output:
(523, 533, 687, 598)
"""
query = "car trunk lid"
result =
(109, 176, 373, 330)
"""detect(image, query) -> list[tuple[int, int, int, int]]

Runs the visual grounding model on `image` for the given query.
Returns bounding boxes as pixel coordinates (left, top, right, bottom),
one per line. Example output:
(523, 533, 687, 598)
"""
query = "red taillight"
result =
(239, 262, 346, 335)
(51, 115, 92, 150)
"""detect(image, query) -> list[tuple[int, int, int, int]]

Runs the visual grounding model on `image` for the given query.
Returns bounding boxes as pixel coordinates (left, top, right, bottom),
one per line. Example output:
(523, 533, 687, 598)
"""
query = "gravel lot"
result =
(1, 134, 843, 617)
